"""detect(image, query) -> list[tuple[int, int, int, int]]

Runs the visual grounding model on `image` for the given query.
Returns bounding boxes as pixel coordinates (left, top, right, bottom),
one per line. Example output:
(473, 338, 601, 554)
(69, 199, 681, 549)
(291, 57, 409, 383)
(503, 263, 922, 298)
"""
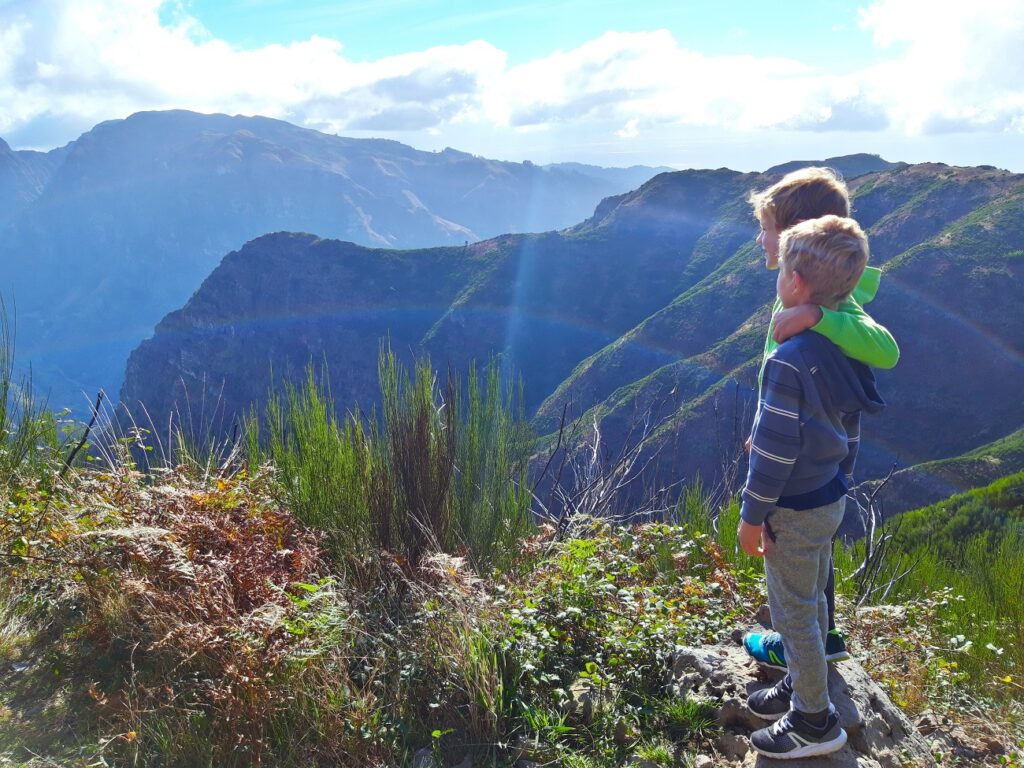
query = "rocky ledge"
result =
(663, 637, 936, 767)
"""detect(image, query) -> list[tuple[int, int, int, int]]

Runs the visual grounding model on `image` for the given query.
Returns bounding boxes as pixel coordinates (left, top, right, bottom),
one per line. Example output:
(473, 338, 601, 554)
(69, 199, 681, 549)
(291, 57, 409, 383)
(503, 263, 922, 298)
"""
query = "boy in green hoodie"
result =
(741, 167, 899, 668)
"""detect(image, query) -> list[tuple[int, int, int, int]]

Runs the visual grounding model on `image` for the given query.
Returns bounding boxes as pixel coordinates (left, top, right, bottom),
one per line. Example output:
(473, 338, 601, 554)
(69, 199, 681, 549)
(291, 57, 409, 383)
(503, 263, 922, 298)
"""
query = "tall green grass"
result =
(246, 367, 370, 563)
(0, 300, 60, 489)
(246, 350, 535, 572)
(838, 478, 1024, 697)
(450, 361, 534, 570)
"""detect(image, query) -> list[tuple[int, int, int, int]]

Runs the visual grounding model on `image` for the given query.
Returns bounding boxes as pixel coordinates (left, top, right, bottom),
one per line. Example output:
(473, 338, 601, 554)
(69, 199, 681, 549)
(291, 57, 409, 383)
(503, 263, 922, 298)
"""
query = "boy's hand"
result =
(744, 435, 751, 453)
(738, 520, 767, 557)
(772, 304, 823, 344)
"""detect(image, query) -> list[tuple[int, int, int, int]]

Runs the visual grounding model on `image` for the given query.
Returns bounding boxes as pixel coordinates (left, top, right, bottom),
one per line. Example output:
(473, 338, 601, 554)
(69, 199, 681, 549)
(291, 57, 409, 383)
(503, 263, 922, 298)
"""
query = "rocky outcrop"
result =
(664, 639, 937, 767)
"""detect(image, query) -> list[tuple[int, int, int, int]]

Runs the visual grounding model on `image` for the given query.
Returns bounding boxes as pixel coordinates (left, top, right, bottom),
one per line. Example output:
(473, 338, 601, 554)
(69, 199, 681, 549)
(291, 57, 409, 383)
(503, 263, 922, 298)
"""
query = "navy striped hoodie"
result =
(740, 330, 885, 525)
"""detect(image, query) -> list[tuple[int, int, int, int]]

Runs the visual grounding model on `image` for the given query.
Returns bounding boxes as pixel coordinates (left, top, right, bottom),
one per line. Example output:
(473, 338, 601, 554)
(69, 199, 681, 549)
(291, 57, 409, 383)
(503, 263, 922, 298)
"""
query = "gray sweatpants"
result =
(763, 498, 846, 714)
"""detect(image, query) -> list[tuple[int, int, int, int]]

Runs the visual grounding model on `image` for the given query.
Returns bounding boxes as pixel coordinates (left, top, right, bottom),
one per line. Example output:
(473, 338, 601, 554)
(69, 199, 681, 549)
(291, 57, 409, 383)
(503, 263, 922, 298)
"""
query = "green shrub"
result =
(246, 350, 535, 572)
(246, 367, 370, 564)
(0, 299, 60, 489)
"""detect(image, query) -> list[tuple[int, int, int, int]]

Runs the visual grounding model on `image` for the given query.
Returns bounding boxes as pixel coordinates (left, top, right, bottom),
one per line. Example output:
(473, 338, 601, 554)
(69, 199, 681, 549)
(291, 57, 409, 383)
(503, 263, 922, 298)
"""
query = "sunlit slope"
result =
(580, 171, 1024, 489)
(422, 169, 758, 410)
(534, 164, 1022, 439)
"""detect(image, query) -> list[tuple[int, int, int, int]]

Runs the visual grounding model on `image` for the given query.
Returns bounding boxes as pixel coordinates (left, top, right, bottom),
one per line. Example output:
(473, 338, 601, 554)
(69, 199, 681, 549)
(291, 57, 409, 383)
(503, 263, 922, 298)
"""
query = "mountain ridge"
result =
(0, 109, 669, 410)
(120, 158, 1024, 493)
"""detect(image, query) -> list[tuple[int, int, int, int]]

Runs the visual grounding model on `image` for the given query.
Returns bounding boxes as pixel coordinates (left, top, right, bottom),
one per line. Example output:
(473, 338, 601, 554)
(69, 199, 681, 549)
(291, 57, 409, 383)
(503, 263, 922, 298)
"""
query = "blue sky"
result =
(183, 0, 880, 70)
(1, 0, 1022, 171)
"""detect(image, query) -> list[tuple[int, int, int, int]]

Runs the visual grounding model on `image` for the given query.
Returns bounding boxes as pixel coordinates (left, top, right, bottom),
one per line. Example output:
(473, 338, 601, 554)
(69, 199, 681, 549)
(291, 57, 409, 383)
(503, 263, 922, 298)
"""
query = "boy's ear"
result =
(791, 269, 811, 299)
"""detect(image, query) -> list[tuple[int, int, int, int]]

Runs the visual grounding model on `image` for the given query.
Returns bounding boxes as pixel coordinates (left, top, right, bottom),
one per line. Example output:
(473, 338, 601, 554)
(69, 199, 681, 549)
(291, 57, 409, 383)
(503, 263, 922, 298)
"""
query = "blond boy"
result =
(739, 216, 885, 759)
(742, 167, 898, 672)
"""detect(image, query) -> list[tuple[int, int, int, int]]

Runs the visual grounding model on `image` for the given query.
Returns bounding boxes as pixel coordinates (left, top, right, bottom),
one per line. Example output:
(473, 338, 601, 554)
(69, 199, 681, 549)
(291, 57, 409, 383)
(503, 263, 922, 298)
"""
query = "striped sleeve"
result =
(839, 410, 861, 484)
(741, 356, 803, 525)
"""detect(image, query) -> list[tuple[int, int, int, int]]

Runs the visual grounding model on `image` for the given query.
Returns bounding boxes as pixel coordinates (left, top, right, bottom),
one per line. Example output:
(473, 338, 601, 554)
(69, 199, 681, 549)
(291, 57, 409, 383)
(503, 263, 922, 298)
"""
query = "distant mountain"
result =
(0, 139, 66, 220)
(0, 110, 667, 409)
(765, 153, 906, 179)
(544, 162, 677, 189)
(121, 159, 1024, 496)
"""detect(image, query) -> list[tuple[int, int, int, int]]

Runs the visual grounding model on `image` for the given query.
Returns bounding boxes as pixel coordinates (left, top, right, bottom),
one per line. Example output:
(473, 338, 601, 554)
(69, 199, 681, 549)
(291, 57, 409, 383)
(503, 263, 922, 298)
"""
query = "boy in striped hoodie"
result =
(743, 167, 898, 671)
(739, 216, 885, 759)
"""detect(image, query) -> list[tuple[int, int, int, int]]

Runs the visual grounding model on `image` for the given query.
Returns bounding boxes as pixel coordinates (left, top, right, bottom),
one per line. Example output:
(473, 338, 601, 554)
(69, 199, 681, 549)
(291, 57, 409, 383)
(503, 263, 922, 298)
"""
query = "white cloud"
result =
(616, 118, 639, 139)
(0, 0, 1022, 152)
(857, 0, 1024, 133)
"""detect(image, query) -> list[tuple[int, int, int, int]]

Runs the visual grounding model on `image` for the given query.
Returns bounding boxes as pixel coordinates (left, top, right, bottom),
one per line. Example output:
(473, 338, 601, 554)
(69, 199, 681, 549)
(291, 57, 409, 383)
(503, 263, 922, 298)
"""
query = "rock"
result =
(692, 756, 714, 768)
(740, 747, 883, 767)
(916, 710, 942, 735)
(754, 604, 772, 628)
(665, 637, 937, 768)
(667, 647, 718, 680)
(570, 678, 596, 723)
(715, 732, 749, 761)
(981, 735, 1006, 756)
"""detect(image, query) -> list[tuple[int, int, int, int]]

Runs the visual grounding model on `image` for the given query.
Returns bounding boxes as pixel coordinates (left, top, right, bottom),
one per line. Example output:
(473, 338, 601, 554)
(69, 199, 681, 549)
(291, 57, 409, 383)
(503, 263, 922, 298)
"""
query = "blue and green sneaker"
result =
(743, 629, 851, 670)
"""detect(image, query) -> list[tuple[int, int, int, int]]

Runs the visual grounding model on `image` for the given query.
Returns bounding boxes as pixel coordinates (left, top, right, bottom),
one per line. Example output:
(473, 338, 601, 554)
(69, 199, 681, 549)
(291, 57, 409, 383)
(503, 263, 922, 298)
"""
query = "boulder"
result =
(665, 635, 938, 767)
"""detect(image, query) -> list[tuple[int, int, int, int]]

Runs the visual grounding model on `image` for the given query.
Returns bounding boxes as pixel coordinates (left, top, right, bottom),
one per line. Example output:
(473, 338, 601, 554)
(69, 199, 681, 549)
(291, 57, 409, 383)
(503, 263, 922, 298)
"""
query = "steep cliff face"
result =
(121, 160, 1024, 492)
(1, 110, 665, 410)
(121, 232, 491, 427)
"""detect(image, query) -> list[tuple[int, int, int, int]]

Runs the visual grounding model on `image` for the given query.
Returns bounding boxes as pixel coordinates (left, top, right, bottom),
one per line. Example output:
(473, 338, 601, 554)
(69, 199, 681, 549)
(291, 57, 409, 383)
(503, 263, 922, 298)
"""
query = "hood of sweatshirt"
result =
(851, 266, 882, 305)
(790, 330, 886, 416)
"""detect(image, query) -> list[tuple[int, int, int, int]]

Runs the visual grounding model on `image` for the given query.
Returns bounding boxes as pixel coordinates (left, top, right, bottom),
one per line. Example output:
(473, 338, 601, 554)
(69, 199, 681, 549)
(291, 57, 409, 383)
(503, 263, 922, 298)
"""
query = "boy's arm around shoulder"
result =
(772, 268, 899, 369)
(820, 266, 898, 369)
(814, 296, 900, 370)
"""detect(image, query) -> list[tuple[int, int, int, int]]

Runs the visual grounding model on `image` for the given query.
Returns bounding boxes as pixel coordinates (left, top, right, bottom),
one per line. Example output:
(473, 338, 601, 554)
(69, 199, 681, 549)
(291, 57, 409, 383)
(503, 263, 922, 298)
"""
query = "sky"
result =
(1, 0, 1023, 171)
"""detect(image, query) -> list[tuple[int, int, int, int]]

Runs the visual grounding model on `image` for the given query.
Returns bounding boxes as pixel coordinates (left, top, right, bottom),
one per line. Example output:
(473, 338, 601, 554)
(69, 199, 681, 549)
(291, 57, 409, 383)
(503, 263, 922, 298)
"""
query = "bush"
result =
(246, 350, 535, 573)
(0, 299, 61, 490)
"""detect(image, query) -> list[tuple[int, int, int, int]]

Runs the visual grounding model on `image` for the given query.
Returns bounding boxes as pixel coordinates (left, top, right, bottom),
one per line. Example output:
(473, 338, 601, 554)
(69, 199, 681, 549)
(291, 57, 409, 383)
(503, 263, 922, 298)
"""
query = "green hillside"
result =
(867, 426, 1024, 517)
(121, 159, 1024, 496)
(891, 469, 1024, 556)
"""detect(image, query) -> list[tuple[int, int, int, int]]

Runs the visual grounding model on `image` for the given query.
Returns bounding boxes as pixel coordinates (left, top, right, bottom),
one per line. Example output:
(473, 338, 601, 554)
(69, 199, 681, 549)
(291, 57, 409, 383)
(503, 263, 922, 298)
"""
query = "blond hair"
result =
(779, 215, 869, 308)
(749, 167, 850, 231)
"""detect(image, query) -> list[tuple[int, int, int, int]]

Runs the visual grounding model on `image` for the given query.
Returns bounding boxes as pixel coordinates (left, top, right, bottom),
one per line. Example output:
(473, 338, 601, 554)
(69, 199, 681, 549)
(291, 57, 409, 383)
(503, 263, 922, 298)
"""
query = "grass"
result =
(1, 297, 1022, 765)
(245, 351, 534, 573)
(827, 474, 1024, 710)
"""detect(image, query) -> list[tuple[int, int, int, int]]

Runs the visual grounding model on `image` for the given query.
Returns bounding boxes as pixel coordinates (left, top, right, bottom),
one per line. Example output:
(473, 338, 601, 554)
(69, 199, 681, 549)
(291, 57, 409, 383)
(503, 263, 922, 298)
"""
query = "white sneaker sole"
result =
(753, 728, 848, 760)
(748, 704, 788, 721)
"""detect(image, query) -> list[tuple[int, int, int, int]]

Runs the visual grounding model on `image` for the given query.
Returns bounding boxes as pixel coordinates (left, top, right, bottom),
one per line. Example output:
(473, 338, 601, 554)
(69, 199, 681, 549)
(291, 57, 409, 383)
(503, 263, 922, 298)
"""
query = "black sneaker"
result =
(747, 674, 792, 720)
(750, 707, 847, 760)
(825, 629, 851, 663)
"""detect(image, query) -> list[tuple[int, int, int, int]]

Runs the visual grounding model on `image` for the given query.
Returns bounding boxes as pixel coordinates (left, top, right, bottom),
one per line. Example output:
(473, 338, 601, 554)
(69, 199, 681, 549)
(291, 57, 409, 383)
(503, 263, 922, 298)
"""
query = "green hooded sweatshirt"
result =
(758, 266, 899, 389)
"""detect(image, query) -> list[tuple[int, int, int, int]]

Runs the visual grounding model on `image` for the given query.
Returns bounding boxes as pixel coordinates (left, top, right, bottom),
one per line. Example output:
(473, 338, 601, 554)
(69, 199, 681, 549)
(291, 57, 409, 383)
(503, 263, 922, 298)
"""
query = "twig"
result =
(60, 390, 105, 478)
